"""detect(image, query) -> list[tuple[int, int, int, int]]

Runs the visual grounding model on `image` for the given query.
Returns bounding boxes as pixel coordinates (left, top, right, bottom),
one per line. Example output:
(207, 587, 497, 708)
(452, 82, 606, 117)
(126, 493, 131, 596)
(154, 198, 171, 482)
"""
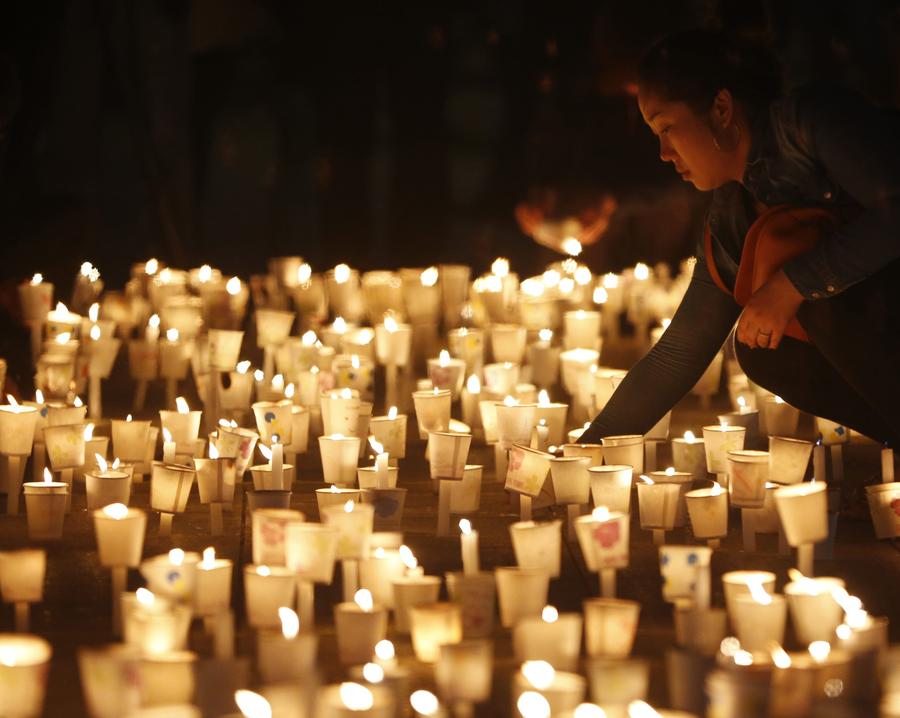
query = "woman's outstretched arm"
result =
(579, 260, 741, 443)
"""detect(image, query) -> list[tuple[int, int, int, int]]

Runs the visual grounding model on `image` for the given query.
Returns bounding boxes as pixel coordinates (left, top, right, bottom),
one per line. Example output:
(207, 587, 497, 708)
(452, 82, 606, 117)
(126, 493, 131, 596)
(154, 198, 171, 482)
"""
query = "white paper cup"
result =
(207, 329, 243, 371)
(768, 436, 813, 485)
(193, 457, 237, 503)
(85, 470, 132, 511)
(321, 502, 375, 560)
(23, 482, 68, 539)
(412, 390, 452, 440)
(585, 657, 649, 707)
(243, 564, 296, 628)
(583, 598, 640, 658)
(685, 487, 728, 539)
(445, 571, 495, 638)
(785, 576, 845, 644)
(575, 510, 629, 572)
(333, 602, 388, 665)
(505, 444, 552, 498)
(159, 411, 202, 449)
(428, 431, 471, 480)
(252, 508, 304, 566)
(727, 450, 769, 508)
(722, 570, 776, 622)
(494, 402, 536, 451)
(702, 425, 746, 475)
(672, 437, 707, 479)
(867, 482, 900, 538)
(483, 361, 520, 396)
(637, 481, 680, 530)
(588, 465, 632, 513)
(252, 400, 294, 444)
(0, 550, 46, 603)
(659, 545, 712, 603)
(563, 442, 603, 466)
(0, 634, 52, 718)
(732, 593, 787, 652)
(409, 602, 463, 663)
(284, 522, 339, 584)
(111, 420, 152, 463)
(494, 567, 549, 628)
(0, 407, 39, 457)
(513, 612, 583, 672)
(774, 481, 828, 545)
(509, 520, 562, 577)
(549, 456, 591, 505)
(149, 463, 195, 514)
(319, 434, 361, 486)
(602, 435, 644, 474)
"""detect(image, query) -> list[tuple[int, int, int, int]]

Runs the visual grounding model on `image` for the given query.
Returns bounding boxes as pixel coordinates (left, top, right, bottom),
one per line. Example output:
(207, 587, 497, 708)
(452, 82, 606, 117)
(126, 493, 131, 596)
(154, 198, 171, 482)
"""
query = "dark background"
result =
(0, 0, 897, 290)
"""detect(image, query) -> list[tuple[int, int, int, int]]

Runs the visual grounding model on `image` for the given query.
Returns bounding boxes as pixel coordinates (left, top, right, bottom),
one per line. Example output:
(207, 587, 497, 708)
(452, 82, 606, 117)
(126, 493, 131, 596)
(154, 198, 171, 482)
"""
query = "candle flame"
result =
(719, 418, 729, 429)
(627, 701, 661, 718)
(234, 689, 272, 718)
(73, 396, 84, 408)
(162, 427, 173, 444)
(575, 265, 592, 285)
(35, 390, 44, 404)
(538, 328, 553, 342)
(226, 277, 241, 295)
(102, 503, 129, 520)
(420, 266, 439, 287)
(809, 641, 831, 663)
(55, 301, 69, 314)
(459, 518, 472, 535)
(254, 369, 265, 382)
(774, 395, 785, 404)
(770, 644, 792, 669)
(465, 375, 481, 394)
(333, 263, 351, 284)
(363, 662, 384, 684)
(737, 396, 747, 409)
(503, 395, 517, 407)
(387, 405, 398, 420)
(343, 499, 355, 513)
(521, 660, 555, 691)
(639, 474, 654, 485)
(747, 578, 773, 606)
(537, 389, 551, 406)
(88, 303, 99, 322)
(135, 588, 155, 607)
(350, 355, 360, 370)
(198, 264, 213, 283)
(80, 261, 100, 281)
(111, 458, 120, 469)
(166, 328, 179, 342)
(285, 383, 295, 399)
(88, 324, 100, 341)
(542, 605, 559, 623)
(148, 314, 160, 329)
(439, 349, 450, 367)
(236, 360, 251, 374)
(145, 258, 159, 275)
(30, 273, 43, 286)
(329, 484, 340, 493)
(683, 430, 696, 443)
(126, 414, 133, 422)
(201, 547, 216, 569)
(710, 482, 724, 496)
(209, 442, 219, 460)
(517, 692, 551, 718)
(368, 437, 385, 456)
(5, 394, 17, 408)
(168, 548, 185, 566)
(592, 506, 611, 521)
(95, 453, 108, 472)
(410, 690, 439, 716)
(43, 467, 53, 484)
(258, 443, 272, 461)
(55, 332, 71, 344)
(734, 650, 754, 666)
(399, 544, 418, 571)
(257, 565, 271, 577)
(561, 237, 582, 256)
(332, 316, 347, 334)
(297, 263, 312, 284)
(375, 639, 395, 661)
(634, 262, 650, 281)
(664, 466, 675, 476)
(354, 589, 374, 612)
(279, 606, 300, 639)
(175, 396, 190, 414)
(491, 257, 510, 278)
(301, 330, 318, 347)
(340, 683, 374, 711)
(383, 314, 399, 333)
(573, 706, 607, 718)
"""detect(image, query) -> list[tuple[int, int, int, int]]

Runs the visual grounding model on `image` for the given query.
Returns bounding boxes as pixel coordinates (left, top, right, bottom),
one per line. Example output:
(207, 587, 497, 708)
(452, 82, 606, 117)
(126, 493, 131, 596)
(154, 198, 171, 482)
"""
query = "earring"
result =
(713, 124, 741, 152)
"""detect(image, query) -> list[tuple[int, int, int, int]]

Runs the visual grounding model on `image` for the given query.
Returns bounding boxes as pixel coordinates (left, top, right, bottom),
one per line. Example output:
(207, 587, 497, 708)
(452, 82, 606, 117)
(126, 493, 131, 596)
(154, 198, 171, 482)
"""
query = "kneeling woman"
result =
(579, 29, 900, 448)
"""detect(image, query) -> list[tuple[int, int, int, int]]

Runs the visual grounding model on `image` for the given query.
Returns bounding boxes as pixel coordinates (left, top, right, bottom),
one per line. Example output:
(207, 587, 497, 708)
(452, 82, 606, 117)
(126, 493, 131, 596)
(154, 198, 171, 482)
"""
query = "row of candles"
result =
(0, 254, 897, 718)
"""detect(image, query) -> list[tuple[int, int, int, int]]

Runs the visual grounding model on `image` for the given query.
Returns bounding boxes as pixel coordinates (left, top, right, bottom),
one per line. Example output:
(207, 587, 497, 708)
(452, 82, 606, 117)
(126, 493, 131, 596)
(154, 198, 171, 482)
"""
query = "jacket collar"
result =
(741, 104, 778, 187)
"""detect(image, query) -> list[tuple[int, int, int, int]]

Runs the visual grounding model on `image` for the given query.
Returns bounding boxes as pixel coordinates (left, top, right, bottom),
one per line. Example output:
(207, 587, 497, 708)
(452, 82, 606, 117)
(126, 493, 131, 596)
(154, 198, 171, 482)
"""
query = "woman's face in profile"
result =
(638, 89, 732, 192)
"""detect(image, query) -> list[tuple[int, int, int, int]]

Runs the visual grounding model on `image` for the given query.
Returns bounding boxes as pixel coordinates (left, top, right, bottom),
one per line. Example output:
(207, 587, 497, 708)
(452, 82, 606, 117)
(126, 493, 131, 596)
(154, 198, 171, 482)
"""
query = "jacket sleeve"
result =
(780, 87, 900, 299)
(578, 259, 741, 443)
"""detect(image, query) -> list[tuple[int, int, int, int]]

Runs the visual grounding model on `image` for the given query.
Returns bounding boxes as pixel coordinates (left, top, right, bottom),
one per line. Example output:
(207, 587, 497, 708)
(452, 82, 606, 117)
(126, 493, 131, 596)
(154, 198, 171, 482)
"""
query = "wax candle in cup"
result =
(574, 506, 629, 598)
(764, 395, 801, 438)
(121, 589, 191, 655)
(284, 522, 340, 627)
(427, 350, 465, 400)
(582, 598, 641, 658)
(0, 633, 52, 718)
(194, 547, 233, 624)
(319, 433, 361, 487)
(334, 588, 388, 666)
(510, 520, 562, 578)
(256, 606, 318, 684)
(774, 480, 828, 576)
(42, 421, 85, 512)
(322, 500, 375, 601)
(369, 406, 407, 460)
(93, 504, 146, 633)
(702, 422, 746, 483)
(490, 324, 527, 365)
(512, 661, 586, 717)
(85, 454, 131, 510)
(244, 564, 296, 629)
(648, 467, 694, 528)
(504, 444, 552, 522)
(685, 483, 728, 548)
(435, 639, 493, 712)
(0, 397, 39, 515)
(251, 508, 304, 567)
(658, 545, 713, 610)
(601, 434, 645, 474)
(409, 602, 463, 664)
(767, 435, 813, 485)
(494, 566, 550, 628)
(513, 605, 583, 672)
(149, 462, 195, 536)
(636, 474, 681, 545)
(412, 389, 452, 440)
(671, 430, 707, 480)
(23, 468, 68, 540)
(527, 331, 561, 390)
(731, 579, 787, 652)
(721, 570, 776, 623)
(0, 549, 46, 633)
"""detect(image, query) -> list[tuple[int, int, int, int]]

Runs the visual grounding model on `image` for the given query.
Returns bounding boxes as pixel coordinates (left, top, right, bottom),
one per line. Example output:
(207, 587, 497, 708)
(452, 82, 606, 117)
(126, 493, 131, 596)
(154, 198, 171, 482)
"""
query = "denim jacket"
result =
(701, 84, 900, 300)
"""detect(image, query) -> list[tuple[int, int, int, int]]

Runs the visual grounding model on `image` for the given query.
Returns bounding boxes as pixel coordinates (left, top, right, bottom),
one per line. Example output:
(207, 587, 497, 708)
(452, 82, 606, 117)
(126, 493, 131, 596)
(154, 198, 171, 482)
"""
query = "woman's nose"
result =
(659, 139, 676, 162)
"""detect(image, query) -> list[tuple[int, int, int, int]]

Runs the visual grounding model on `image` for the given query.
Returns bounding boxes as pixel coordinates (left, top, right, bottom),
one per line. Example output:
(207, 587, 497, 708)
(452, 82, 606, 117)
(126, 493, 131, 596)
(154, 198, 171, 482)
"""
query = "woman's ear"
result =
(710, 88, 735, 129)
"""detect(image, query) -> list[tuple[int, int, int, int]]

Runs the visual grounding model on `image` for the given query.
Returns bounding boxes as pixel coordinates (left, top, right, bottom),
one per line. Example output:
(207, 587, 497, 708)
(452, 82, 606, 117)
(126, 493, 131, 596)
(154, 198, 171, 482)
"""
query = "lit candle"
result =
(256, 606, 318, 684)
(459, 519, 480, 576)
(333, 588, 388, 666)
(161, 427, 176, 464)
(23, 468, 69, 540)
(0, 634, 52, 718)
(685, 482, 728, 548)
(369, 437, 390, 490)
(92, 503, 146, 633)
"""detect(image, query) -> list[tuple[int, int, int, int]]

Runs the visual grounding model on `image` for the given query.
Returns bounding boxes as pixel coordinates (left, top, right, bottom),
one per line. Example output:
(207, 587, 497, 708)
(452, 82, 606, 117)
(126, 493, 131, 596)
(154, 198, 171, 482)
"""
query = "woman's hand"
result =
(736, 269, 805, 350)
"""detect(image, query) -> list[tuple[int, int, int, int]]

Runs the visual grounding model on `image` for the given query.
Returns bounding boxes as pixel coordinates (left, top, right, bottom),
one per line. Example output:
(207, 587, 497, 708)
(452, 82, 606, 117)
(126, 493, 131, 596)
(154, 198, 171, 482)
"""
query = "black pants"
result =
(735, 260, 900, 447)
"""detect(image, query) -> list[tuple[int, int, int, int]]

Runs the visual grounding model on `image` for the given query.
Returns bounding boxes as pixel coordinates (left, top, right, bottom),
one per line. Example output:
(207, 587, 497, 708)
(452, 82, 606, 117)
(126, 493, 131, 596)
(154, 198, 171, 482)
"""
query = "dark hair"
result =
(637, 29, 782, 117)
